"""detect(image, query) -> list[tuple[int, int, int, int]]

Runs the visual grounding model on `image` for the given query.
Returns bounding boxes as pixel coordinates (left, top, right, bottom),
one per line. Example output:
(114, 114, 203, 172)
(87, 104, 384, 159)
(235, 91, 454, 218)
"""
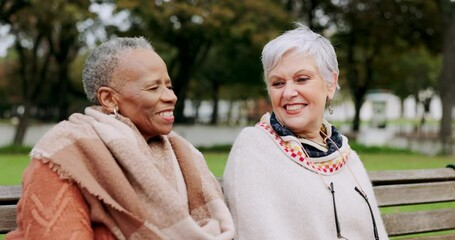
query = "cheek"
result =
(268, 90, 281, 105)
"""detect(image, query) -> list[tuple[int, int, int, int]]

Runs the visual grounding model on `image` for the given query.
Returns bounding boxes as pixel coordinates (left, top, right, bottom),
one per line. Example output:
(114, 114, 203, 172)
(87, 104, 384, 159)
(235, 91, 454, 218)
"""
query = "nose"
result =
(162, 87, 177, 103)
(283, 82, 297, 99)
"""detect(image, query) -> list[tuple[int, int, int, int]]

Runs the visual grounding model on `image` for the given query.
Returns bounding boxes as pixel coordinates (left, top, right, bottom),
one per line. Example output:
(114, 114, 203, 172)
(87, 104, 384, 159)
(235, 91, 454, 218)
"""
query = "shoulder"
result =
(228, 126, 276, 160)
(234, 126, 267, 143)
(37, 113, 94, 142)
(32, 113, 98, 157)
(229, 126, 271, 153)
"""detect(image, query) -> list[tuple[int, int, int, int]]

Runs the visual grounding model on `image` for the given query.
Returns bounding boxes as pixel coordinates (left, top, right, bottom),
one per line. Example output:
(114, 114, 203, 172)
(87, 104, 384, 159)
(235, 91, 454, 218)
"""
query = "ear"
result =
(327, 72, 338, 100)
(97, 86, 119, 113)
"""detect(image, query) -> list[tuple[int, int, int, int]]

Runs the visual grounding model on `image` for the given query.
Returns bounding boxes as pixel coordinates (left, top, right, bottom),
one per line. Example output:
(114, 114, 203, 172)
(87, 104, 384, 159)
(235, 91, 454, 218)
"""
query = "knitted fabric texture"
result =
(7, 106, 234, 240)
(6, 160, 116, 239)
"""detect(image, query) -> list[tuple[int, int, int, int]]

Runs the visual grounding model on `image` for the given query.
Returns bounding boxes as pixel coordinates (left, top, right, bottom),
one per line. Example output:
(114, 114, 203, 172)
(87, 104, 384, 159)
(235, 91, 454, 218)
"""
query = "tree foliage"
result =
(0, 0, 93, 144)
(328, 0, 442, 131)
(0, 0, 453, 148)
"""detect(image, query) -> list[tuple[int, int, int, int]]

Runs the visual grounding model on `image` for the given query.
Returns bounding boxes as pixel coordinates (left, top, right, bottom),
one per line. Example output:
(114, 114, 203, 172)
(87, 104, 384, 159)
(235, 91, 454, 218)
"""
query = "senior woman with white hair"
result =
(7, 37, 234, 240)
(223, 24, 388, 240)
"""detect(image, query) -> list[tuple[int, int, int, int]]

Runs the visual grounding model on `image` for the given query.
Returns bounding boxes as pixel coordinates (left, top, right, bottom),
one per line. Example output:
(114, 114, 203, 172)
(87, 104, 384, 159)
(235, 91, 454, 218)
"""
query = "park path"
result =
(0, 123, 244, 148)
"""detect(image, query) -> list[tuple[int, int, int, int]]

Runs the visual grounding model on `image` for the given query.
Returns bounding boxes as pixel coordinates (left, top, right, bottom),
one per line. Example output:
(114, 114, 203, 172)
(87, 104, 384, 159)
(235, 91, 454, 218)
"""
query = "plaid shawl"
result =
(30, 107, 234, 240)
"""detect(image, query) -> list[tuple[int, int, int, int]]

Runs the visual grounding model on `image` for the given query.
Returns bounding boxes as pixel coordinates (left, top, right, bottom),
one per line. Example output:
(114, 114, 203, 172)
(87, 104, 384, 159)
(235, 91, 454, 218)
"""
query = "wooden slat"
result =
(369, 168, 455, 186)
(383, 208, 455, 236)
(374, 181, 455, 207)
(0, 185, 21, 203)
(0, 205, 17, 234)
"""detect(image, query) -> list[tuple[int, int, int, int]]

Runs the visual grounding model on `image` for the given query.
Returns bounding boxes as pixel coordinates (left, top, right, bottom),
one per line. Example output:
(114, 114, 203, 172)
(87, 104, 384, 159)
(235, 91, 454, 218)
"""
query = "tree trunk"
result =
(399, 98, 405, 134)
(352, 87, 367, 132)
(56, 61, 70, 121)
(171, 41, 209, 123)
(210, 81, 220, 125)
(227, 99, 234, 126)
(13, 102, 31, 145)
(438, 1, 455, 152)
(172, 54, 194, 123)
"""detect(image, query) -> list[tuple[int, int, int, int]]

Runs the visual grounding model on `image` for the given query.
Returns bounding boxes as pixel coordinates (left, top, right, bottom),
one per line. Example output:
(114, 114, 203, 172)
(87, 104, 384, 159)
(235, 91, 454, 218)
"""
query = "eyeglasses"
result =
(328, 182, 379, 240)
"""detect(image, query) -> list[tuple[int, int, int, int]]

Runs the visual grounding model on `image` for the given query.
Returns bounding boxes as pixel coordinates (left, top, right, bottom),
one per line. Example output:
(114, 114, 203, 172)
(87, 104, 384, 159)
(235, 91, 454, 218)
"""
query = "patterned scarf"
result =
(256, 112, 350, 175)
(270, 112, 343, 158)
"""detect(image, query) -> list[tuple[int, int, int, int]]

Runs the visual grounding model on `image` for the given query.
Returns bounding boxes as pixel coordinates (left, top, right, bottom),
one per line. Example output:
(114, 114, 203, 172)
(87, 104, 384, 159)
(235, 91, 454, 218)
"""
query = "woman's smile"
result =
(284, 103, 307, 112)
(157, 109, 175, 122)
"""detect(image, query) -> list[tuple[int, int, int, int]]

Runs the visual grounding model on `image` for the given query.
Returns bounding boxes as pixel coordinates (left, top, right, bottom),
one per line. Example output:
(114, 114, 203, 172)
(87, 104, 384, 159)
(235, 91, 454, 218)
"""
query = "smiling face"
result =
(110, 48, 177, 139)
(267, 51, 337, 141)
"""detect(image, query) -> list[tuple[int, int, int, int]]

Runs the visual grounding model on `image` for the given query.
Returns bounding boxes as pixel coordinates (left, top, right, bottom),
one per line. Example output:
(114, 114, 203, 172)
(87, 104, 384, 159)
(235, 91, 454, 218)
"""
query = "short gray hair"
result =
(82, 36, 154, 104)
(261, 23, 339, 90)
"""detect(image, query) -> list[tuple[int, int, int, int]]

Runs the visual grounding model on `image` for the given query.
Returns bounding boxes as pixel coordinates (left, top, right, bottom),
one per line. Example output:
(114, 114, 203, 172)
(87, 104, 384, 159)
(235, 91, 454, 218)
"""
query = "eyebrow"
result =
(268, 69, 314, 80)
(146, 78, 171, 85)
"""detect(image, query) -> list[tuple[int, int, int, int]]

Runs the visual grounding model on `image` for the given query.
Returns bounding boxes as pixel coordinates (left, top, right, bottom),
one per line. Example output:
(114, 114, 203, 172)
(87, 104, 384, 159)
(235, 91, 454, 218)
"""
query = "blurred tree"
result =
(117, 0, 289, 123)
(383, 46, 440, 120)
(330, 0, 441, 132)
(0, 0, 93, 145)
(198, 40, 266, 125)
(273, 0, 336, 31)
(438, 0, 455, 151)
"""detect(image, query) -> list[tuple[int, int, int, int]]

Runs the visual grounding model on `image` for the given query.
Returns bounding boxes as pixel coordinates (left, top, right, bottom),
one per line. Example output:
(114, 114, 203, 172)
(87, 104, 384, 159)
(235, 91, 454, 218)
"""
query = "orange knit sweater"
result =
(6, 159, 115, 240)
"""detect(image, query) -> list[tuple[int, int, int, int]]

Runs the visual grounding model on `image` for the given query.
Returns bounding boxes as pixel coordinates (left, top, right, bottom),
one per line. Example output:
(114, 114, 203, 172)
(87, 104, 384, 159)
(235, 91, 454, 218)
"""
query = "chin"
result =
(160, 128, 173, 135)
(284, 121, 307, 132)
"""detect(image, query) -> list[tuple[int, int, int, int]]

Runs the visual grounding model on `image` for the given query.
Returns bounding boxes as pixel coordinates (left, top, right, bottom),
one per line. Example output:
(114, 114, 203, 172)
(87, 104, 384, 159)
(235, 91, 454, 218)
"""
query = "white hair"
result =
(261, 23, 340, 90)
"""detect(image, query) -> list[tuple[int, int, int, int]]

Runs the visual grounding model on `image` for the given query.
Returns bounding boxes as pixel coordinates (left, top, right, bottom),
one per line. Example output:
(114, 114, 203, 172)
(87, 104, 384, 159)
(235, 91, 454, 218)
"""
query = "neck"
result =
(296, 131, 325, 144)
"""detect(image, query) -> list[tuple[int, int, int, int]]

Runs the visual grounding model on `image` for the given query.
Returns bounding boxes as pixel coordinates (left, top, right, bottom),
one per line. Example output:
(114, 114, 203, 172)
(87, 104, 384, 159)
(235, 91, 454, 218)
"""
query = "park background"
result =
(0, 1, 454, 238)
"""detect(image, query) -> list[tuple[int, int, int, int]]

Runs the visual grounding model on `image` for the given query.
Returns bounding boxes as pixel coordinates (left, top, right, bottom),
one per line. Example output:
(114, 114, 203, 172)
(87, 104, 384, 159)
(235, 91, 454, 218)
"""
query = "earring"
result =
(328, 100, 334, 115)
(113, 108, 120, 120)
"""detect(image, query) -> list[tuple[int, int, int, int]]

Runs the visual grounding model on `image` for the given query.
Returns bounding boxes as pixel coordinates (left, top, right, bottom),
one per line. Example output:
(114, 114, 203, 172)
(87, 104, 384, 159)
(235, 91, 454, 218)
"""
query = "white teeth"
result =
(286, 105, 304, 111)
(159, 111, 173, 117)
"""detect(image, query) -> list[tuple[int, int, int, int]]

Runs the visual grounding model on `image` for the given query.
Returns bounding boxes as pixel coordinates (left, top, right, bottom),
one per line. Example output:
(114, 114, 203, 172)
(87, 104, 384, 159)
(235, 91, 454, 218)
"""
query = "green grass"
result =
(204, 152, 229, 177)
(1, 151, 454, 183)
(0, 154, 29, 185)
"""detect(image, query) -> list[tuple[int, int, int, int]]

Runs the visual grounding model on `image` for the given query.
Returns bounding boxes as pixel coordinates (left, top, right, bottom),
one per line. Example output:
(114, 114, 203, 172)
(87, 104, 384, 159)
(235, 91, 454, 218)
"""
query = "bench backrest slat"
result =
(0, 186, 21, 203)
(374, 181, 455, 207)
(0, 205, 17, 234)
(369, 168, 455, 185)
(383, 208, 455, 237)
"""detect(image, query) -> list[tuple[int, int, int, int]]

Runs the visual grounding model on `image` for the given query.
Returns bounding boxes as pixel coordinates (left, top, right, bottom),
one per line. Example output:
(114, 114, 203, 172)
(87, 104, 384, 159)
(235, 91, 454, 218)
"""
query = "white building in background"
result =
(183, 91, 444, 126)
(326, 91, 442, 124)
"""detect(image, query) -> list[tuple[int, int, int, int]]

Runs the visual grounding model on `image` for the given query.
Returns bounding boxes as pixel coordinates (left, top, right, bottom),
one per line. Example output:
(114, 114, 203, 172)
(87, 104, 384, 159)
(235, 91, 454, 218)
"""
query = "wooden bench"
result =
(1, 167, 454, 239)
(0, 185, 21, 235)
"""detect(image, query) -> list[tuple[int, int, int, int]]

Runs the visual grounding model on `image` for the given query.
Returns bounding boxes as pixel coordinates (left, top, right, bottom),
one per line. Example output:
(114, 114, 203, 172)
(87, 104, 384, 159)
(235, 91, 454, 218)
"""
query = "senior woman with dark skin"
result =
(223, 25, 388, 239)
(6, 37, 234, 240)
